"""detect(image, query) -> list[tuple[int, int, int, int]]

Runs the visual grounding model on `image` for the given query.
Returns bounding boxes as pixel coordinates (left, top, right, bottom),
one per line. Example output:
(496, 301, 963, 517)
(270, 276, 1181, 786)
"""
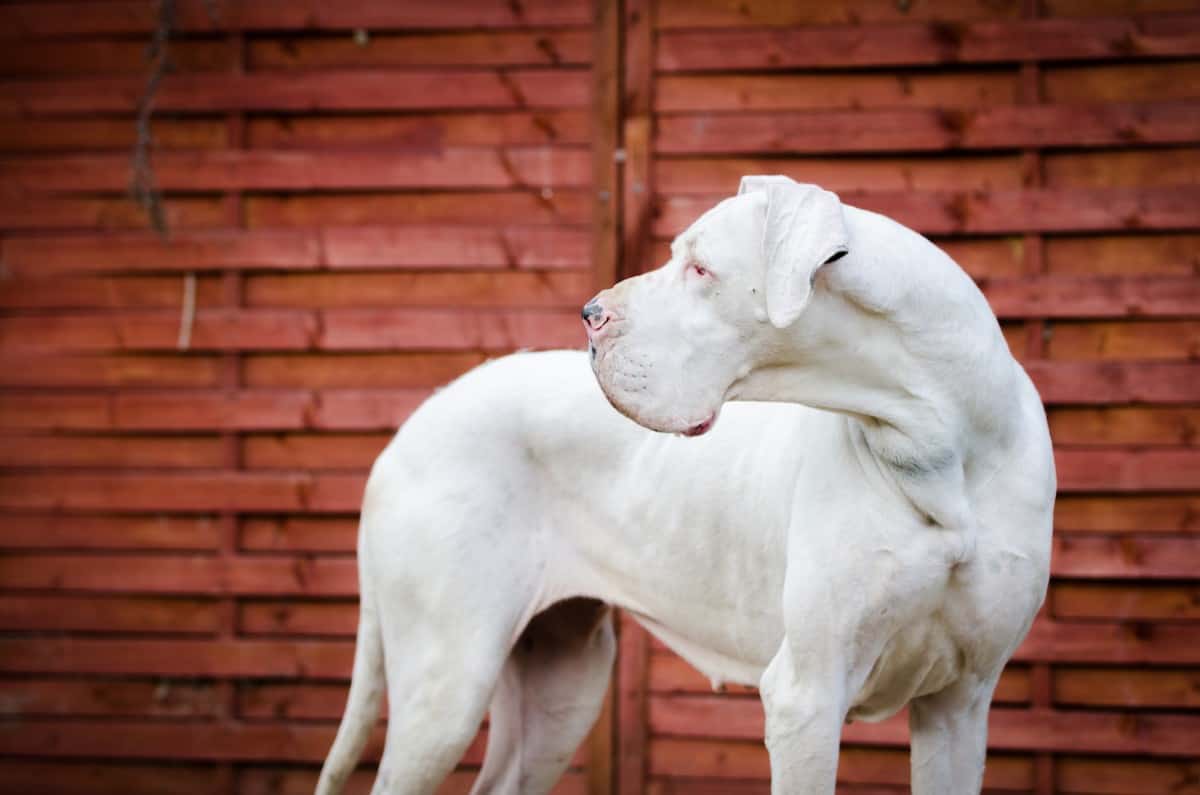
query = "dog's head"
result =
(584, 176, 849, 436)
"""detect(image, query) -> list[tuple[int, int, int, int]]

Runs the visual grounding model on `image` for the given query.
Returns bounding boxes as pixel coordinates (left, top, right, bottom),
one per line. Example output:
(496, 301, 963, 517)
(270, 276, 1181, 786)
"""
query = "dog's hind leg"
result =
(363, 513, 541, 795)
(470, 599, 616, 795)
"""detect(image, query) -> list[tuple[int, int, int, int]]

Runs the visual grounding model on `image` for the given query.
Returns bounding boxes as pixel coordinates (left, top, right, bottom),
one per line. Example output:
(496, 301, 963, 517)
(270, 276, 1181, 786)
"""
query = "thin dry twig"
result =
(129, 0, 176, 238)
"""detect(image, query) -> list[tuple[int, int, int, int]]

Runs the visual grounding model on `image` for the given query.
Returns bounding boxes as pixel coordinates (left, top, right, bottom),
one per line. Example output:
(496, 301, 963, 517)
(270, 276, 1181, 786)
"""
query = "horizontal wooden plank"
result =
(0, 0, 590, 36)
(657, 71, 1018, 113)
(1056, 755, 1200, 795)
(0, 760, 222, 795)
(1043, 60, 1200, 103)
(1055, 667, 1200, 708)
(647, 652, 1031, 705)
(242, 433, 388, 470)
(0, 555, 357, 596)
(0, 69, 588, 115)
(1052, 582, 1200, 620)
(1055, 495, 1200, 534)
(0, 389, 428, 432)
(1045, 233, 1200, 276)
(1, 225, 589, 274)
(1026, 361, 1200, 404)
(248, 30, 591, 69)
(0, 472, 364, 512)
(245, 190, 592, 228)
(653, 187, 1200, 237)
(0, 637, 353, 678)
(648, 740, 1031, 790)
(237, 680, 363, 720)
(648, 698, 1200, 756)
(1045, 319, 1200, 360)
(240, 600, 357, 637)
(0, 274, 225, 310)
(1052, 533, 1200, 577)
(1056, 449, 1200, 492)
(0, 594, 220, 634)
(245, 271, 592, 309)
(0, 38, 232, 77)
(656, 14, 1200, 70)
(0, 677, 221, 718)
(1044, 147, 1200, 189)
(0, 434, 226, 469)
(0, 196, 226, 233)
(655, 100, 1200, 154)
(239, 767, 587, 795)
(980, 276, 1200, 318)
(242, 352, 486, 389)
(240, 517, 358, 554)
(1015, 618, 1200, 664)
(0, 719, 386, 764)
(0, 117, 227, 153)
(655, 155, 1023, 194)
(654, 0, 1021, 28)
(0, 514, 221, 551)
(0, 308, 583, 353)
(245, 110, 590, 148)
(0, 354, 223, 388)
(1049, 407, 1200, 446)
(1, 148, 591, 192)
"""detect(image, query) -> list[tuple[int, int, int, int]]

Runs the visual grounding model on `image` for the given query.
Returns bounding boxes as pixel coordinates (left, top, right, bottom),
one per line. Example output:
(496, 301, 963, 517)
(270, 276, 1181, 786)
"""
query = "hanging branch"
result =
(130, 0, 177, 238)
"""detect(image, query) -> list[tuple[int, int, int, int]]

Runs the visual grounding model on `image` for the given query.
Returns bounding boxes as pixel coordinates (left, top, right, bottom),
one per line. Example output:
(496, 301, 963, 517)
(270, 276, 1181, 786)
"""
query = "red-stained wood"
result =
(0, 554, 358, 596)
(1024, 361, 1200, 404)
(240, 517, 359, 554)
(1051, 534, 1200, 577)
(654, 0, 1022, 28)
(1052, 582, 1200, 620)
(242, 433, 389, 471)
(647, 697, 1200, 756)
(980, 275, 1200, 318)
(0, 307, 583, 353)
(0, 471, 365, 513)
(1055, 667, 1200, 708)
(245, 271, 592, 309)
(242, 352, 486, 389)
(0, 594, 221, 634)
(1, 148, 591, 192)
(0, 677, 223, 718)
(0, 760, 225, 795)
(0, 69, 589, 115)
(655, 101, 1200, 154)
(1049, 406, 1200, 446)
(245, 191, 593, 228)
(248, 30, 592, 70)
(0, 0, 591, 37)
(0, 514, 221, 551)
(656, 14, 1200, 70)
(239, 600, 357, 637)
(1055, 449, 1200, 492)
(0, 433, 226, 468)
(0, 636, 355, 678)
(653, 187, 1200, 237)
(245, 110, 592, 149)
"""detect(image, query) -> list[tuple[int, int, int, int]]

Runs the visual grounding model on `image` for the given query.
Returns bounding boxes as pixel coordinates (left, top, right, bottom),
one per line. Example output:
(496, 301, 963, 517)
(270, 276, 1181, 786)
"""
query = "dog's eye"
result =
(689, 263, 709, 278)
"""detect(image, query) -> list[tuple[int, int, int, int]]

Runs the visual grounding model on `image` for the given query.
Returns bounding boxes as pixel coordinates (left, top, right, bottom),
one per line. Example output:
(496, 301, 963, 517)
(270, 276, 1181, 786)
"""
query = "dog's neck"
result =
(729, 219, 1020, 531)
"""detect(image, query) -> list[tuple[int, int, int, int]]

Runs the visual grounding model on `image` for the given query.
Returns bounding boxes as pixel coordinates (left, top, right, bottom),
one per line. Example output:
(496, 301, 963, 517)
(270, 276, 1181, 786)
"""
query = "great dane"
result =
(316, 177, 1055, 795)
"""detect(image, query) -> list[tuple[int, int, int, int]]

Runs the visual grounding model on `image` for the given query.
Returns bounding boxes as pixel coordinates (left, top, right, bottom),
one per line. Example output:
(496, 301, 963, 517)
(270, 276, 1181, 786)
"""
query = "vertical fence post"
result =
(588, 1, 622, 793)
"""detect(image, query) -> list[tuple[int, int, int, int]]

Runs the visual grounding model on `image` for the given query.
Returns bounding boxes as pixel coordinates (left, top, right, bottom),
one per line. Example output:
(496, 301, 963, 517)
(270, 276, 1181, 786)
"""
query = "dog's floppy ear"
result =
(738, 175, 849, 328)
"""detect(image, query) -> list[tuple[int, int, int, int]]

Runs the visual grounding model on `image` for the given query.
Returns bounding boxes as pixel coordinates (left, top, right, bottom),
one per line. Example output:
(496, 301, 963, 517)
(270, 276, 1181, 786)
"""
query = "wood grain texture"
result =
(1, 2, 1196, 792)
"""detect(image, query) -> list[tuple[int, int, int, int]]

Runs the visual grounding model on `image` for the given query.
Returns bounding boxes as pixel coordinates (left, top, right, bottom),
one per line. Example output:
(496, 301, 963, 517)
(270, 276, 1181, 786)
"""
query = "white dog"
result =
(316, 177, 1055, 795)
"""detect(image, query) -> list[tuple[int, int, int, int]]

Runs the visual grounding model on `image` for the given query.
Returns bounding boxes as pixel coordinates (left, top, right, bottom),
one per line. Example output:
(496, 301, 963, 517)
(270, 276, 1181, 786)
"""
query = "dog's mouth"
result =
(681, 413, 716, 437)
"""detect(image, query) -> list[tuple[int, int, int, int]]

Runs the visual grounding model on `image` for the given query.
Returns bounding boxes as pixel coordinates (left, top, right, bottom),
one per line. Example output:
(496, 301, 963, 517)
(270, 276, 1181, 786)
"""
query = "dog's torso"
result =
(368, 348, 1053, 722)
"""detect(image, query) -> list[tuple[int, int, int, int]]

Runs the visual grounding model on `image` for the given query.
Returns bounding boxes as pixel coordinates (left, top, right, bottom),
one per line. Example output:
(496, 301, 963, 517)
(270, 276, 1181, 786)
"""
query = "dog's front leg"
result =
(759, 638, 845, 795)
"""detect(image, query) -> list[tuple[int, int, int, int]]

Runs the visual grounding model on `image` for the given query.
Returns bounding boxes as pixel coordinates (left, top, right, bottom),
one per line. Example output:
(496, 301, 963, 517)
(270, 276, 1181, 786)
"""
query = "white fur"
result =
(316, 178, 1055, 795)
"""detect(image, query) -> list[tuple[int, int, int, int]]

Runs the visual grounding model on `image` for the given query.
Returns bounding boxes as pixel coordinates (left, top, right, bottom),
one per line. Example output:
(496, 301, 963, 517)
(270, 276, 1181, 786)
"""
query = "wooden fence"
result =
(1, 1, 1198, 793)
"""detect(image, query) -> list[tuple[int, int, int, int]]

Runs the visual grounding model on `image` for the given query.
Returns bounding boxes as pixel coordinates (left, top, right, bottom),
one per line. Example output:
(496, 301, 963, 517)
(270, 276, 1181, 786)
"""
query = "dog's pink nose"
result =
(581, 300, 611, 334)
